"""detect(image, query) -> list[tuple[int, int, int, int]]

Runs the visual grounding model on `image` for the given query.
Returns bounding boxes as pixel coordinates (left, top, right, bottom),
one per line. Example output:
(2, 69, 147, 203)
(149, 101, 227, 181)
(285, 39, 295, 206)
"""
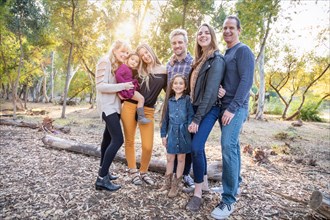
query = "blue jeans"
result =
(219, 108, 248, 204)
(192, 106, 220, 183)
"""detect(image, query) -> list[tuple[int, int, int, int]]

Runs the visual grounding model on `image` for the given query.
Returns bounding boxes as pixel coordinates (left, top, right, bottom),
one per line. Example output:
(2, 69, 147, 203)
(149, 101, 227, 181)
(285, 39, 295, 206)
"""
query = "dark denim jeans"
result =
(191, 106, 220, 183)
(219, 108, 248, 204)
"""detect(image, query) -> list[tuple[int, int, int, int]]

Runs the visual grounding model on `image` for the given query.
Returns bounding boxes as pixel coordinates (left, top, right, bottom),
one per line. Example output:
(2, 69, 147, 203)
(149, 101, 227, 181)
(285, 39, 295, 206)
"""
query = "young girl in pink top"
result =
(115, 52, 151, 124)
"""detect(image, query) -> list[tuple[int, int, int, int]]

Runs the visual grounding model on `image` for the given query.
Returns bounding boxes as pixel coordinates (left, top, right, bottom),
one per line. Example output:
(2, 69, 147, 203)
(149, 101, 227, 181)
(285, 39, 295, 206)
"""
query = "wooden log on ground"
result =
(309, 190, 330, 219)
(41, 134, 222, 180)
(0, 118, 70, 133)
(0, 118, 39, 129)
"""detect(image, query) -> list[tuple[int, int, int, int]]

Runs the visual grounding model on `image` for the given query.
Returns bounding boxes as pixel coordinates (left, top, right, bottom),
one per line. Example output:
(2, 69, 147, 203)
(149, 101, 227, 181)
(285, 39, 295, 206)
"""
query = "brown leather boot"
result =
(168, 175, 182, 198)
(159, 173, 173, 192)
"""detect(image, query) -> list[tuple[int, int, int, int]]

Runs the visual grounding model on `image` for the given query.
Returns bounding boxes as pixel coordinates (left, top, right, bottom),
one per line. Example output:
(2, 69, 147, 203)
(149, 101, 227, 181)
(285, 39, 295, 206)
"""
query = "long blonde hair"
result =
(193, 23, 219, 68)
(136, 43, 162, 90)
(109, 40, 130, 74)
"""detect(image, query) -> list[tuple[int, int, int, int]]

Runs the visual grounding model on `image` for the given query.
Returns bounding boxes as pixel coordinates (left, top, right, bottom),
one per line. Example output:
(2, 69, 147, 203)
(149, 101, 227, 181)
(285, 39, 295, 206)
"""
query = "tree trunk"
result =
(309, 190, 330, 219)
(12, 34, 24, 120)
(50, 51, 55, 103)
(41, 64, 49, 103)
(61, 0, 76, 119)
(255, 48, 265, 120)
(41, 134, 222, 181)
(61, 44, 74, 118)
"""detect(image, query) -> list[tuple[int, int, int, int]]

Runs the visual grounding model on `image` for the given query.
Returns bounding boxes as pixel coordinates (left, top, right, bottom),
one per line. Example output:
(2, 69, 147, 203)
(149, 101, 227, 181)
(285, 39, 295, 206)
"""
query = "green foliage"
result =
(68, 71, 92, 101)
(264, 96, 283, 115)
(148, 0, 216, 62)
(300, 102, 323, 122)
(271, 144, 290, 155)
(235, 0, 281, 53)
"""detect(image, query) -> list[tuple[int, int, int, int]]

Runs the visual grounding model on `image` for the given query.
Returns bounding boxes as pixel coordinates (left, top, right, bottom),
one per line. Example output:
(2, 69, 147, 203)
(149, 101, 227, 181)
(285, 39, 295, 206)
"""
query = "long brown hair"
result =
(193, 23, 219, 68)
(160, 74, 189, 126)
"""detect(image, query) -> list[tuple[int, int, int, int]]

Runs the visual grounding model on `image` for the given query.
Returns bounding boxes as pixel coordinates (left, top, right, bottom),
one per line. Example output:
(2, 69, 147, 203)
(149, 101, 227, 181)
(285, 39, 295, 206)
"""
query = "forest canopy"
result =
(0, 0, 329, 120)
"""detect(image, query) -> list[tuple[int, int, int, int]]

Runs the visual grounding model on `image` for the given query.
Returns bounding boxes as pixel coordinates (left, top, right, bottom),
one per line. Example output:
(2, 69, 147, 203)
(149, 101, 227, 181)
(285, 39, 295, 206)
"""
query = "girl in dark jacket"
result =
(186, 23, 226, 212)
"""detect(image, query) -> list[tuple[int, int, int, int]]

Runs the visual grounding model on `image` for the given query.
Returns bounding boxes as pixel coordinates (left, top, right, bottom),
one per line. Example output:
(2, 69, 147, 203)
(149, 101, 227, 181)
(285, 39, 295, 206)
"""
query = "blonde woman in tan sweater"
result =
(95, 40, 134, 191)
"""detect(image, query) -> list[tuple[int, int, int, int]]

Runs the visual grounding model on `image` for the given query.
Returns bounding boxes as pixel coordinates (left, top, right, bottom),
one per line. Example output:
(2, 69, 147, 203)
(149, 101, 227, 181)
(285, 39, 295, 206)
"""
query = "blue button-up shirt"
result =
(166, 52, 193, 82)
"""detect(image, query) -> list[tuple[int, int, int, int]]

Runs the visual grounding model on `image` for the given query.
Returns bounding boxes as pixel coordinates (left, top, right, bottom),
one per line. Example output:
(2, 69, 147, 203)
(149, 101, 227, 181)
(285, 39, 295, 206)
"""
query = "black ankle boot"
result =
(98, 167, 119, 180)
(108, 173, 119, 180)
(95, 175, 121, 191)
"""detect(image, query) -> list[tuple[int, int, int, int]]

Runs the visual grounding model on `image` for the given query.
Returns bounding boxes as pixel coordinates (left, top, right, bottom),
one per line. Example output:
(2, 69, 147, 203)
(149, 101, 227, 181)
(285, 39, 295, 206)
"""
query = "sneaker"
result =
(211, 201, 234, 219)
(183, 174, 195, 187)
(210, 186, 241, 195)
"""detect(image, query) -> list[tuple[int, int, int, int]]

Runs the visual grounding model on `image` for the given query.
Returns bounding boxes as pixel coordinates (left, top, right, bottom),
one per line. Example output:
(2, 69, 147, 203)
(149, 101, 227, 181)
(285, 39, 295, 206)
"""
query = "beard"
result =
(174, 49, 186, 57)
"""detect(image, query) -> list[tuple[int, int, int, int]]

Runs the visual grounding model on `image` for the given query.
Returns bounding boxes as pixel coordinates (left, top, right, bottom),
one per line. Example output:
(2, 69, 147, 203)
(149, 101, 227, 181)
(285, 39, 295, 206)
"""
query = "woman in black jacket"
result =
(186, 23, 225, 212)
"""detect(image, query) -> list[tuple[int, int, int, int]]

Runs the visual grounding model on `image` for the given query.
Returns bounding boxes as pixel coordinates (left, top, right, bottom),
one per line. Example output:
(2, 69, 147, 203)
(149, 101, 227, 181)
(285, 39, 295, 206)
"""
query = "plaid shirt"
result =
(166, 52, 193, 82)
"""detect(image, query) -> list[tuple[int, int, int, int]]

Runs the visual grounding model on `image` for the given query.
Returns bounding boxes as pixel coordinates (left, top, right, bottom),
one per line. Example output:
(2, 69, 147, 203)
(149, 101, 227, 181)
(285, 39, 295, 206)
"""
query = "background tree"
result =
(235, 0, 281, 120)
(149, 0, 215, 62)
(4, 0, 49, 119)
(268, 47, 330, 120)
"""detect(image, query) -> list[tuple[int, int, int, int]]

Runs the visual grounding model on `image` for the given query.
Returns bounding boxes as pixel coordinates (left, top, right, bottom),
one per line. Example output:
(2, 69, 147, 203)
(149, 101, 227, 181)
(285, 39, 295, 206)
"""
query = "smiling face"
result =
(137, 47, 154, 65)
(113, 46, 129, 64)
(223, 18, 241, 48)
(127, 54, 140, 69)
(172, 76, 186, 96)
(171, 34, 188, 58)
(197, 25, 212, 49)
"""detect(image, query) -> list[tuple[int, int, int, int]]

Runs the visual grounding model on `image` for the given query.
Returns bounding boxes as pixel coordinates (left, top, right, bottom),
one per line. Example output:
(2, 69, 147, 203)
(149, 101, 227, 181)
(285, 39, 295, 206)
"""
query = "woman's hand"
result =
(125, 82, 134, 90)
(162, 137, 167, 147)
(188, 122, 199, 133)
(218, 85, 226, 98)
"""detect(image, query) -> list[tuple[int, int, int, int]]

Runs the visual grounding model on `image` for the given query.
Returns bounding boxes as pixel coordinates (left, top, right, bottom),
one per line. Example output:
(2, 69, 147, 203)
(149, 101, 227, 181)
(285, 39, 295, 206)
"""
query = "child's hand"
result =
(188, 122, 199, 133)
(162, 137, 167, 147)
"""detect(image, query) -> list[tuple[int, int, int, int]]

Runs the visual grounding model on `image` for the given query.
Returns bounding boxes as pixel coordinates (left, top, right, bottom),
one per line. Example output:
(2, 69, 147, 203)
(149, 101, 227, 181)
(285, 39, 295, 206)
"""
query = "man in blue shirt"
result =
(211, 15, 254, 219)
(166, 29, 195, 190)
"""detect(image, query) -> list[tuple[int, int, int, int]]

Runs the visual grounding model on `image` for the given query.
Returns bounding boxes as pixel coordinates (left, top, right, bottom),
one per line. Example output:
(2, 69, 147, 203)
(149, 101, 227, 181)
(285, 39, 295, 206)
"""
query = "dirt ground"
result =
(0, 100, 329, 219)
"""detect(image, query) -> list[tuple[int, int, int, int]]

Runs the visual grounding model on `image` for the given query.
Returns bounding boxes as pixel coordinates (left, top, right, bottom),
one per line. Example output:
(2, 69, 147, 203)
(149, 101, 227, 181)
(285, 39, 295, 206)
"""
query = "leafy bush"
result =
(264, 96, 284, 115)
(300, 103, 323, 122)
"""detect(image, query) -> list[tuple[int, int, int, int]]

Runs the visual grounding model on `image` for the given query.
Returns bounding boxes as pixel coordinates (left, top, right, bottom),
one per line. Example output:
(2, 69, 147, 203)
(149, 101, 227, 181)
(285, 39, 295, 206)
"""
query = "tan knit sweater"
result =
(95, 55, 127, 117)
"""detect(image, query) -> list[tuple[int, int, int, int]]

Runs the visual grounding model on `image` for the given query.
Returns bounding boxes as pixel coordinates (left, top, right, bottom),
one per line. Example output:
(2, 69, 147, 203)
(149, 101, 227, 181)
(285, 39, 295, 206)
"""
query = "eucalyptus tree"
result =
(45, 0, 99, 118)
(149, 0, 215, 62)
(235, 0, 281, 120)
(4, 0, 49, 119)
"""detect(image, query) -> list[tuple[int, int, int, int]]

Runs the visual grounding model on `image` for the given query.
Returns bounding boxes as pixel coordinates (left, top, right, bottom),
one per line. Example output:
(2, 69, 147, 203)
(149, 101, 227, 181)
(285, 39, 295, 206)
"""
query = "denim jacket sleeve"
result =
(160, 104, 169, 138)
(186, 96, 194, 125)
(193, 55, 225, 125)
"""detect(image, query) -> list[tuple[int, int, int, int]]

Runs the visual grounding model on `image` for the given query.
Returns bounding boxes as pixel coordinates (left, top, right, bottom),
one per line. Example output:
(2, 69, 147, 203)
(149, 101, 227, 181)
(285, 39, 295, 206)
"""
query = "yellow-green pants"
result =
(121, 101, 155, 173)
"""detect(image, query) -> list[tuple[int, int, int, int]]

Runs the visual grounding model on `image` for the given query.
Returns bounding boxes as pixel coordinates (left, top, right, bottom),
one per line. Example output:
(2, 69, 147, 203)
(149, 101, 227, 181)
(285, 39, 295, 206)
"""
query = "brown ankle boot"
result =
(168, 175, 182, 198)
(159, 173, 173, 192)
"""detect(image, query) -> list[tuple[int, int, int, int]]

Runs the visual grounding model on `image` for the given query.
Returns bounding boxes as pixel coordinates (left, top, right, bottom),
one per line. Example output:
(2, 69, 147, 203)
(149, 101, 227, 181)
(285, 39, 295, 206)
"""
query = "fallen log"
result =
(41, 134, 222, 181)
(0, 118, 39, 129)
(309, 190, 330, 219)
(0, 118, 70, 134)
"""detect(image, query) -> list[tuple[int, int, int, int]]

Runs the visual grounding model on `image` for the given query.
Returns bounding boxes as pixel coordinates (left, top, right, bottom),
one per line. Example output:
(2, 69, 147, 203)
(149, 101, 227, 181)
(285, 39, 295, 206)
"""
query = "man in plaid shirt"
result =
(166, 29, 193, 82)
(166, 29, 195, 190)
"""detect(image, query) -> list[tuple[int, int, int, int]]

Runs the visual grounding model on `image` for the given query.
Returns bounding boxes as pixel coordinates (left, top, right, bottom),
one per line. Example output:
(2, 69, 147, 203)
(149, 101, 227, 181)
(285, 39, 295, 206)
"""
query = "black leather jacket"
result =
(188, 50, 225, 125)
